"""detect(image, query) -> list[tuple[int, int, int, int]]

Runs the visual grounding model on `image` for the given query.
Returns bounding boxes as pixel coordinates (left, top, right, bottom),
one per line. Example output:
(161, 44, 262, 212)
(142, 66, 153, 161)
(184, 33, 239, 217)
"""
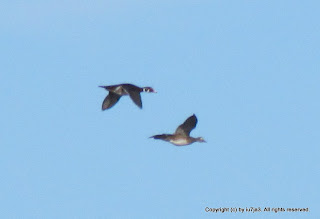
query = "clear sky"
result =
(1, 1, 319, 218)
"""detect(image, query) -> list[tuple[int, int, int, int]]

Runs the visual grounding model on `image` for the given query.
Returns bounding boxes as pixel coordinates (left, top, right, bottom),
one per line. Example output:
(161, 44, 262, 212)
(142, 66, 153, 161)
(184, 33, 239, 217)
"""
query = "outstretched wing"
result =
(128, 91, 142, 108)
(102, 92, 121, 110)
(120, 84, 143, 108)
(174, 114, 197, 136)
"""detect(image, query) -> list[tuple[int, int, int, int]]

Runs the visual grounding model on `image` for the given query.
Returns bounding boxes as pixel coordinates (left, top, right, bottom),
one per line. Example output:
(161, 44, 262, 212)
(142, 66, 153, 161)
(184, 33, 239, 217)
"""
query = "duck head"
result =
(196, 137, 206, 143)
(142, 87, 157, 93)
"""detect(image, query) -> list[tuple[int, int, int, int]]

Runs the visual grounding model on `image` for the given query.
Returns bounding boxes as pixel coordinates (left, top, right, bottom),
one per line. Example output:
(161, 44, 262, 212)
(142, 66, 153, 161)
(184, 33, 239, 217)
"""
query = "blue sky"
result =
(1, 1, 319, 218)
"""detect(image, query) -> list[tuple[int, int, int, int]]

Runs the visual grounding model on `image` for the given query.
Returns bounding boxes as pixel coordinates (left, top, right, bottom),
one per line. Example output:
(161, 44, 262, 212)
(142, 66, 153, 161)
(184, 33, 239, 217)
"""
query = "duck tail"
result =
(150, 134, 171, 140)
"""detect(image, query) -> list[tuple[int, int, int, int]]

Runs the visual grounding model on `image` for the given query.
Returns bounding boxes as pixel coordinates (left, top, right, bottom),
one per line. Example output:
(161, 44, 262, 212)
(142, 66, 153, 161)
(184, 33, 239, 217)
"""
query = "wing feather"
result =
(174, 114, 197, 136)
(128, 91, 142, 108)
(102, 92, 121, 110)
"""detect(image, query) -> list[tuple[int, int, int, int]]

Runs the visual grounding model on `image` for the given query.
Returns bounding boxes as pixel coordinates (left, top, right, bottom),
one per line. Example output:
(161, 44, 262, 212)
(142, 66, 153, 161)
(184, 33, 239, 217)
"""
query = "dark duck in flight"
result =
(99, 83, 156, 110)
(150, 114, 206, 146)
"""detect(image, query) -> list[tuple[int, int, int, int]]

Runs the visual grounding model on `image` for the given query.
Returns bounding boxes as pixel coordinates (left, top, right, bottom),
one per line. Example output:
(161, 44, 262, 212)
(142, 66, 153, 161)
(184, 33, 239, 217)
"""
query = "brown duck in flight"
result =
(99, 83, 156, 110)
(150, 114, 206, 146)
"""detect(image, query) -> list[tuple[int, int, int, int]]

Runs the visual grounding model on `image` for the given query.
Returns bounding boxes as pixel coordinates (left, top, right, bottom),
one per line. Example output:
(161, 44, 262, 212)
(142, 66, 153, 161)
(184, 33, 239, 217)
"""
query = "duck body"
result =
(99, 83, 156, 110)
(101, 84, 139, 96)
(150, 114, 206, 146)
(151, 134, 201, 146)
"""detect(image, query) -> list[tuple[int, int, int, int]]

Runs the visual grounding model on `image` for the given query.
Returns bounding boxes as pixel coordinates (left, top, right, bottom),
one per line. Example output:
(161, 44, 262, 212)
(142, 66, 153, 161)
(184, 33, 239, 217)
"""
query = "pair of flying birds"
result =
(99, 83, 206, 146)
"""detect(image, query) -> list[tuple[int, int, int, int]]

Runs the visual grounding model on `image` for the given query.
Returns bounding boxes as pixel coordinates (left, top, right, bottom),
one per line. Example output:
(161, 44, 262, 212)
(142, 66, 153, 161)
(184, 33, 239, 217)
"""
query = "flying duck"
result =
(150, 114, 206, 146)
(99, 83, 156, 110)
